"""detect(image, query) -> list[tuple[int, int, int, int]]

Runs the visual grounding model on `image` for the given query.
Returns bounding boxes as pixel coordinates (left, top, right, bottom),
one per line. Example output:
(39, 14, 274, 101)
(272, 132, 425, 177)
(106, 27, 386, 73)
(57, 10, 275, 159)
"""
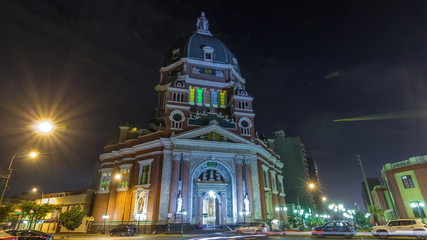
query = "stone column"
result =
(197, 192, 203, 224)
(272, 192, 279, 219)
(221, 192, 227, 225)
(244, 159, 253, 220)
(158, 151, 172, 222)
(181, 153, 191, 222)
(168, 153, 181, 221)
(235, 156, 244, 222)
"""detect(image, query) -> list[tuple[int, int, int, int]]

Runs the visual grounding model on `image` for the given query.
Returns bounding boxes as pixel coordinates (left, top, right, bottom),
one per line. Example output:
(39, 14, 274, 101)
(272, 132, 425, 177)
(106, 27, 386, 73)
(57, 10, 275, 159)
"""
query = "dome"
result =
(164, 13, 241, 74)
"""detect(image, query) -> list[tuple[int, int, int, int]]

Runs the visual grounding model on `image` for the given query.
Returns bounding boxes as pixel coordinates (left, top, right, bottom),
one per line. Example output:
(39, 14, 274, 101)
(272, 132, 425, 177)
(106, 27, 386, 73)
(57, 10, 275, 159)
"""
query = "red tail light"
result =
(40, 236, 47, 239)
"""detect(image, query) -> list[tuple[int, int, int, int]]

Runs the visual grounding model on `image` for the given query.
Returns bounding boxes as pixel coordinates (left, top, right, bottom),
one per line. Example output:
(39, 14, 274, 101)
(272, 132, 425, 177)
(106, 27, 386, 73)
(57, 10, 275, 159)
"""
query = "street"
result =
(52, 232, 417, 240)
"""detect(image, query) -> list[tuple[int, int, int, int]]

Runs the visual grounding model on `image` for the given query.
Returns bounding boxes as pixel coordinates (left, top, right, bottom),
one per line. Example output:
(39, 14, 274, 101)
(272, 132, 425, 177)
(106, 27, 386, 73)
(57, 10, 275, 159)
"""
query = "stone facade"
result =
(91, 13, 286, 230)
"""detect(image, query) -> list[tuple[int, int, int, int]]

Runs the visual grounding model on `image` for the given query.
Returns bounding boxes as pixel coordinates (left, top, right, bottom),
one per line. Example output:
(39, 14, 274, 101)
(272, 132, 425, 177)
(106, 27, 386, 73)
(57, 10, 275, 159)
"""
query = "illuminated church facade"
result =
(92, 13, 286, 229)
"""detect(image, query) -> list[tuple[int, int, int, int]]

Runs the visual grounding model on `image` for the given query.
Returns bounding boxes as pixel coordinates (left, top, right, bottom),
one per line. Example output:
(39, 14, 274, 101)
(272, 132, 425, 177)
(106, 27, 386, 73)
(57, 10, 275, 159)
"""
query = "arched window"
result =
(202, 46, 214, 61)
(169, 110, 185, 130)
(402, 175, 415, 188)
(238, 117, 252, 136)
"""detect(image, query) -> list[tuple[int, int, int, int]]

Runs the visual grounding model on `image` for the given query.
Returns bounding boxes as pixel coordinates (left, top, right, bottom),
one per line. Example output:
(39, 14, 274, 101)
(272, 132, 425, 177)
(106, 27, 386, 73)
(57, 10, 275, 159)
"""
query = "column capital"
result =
(235, 156, 245, 164)
(172, 152, 181, 161)
(183, 153, 191, 161)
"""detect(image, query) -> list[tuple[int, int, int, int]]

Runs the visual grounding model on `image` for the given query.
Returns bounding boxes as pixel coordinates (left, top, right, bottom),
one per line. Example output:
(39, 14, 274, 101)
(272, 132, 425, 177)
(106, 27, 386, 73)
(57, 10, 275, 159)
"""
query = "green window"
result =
(197, 88, 204, 105)
(141, 165, 150, 185)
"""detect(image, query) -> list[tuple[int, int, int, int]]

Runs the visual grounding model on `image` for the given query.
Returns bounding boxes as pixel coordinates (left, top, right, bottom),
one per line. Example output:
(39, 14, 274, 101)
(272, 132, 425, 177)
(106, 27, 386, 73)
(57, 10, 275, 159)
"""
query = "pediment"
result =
(171, 124, 252, 144)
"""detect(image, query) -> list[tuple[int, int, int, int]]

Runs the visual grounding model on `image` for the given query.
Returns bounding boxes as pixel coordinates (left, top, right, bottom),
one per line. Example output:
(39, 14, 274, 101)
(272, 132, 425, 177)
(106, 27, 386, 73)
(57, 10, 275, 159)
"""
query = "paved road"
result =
(53, 232, 416, 240)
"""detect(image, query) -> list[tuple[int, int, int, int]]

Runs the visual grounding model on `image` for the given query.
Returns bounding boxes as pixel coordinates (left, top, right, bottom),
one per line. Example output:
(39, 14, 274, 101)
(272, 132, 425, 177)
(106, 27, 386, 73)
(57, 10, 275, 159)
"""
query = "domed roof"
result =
(164, 13, 241, 74)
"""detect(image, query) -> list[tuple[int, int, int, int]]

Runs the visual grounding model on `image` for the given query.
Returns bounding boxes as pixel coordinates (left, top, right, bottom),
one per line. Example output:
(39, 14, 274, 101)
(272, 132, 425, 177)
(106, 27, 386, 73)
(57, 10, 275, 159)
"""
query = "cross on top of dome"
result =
(196, 12, 212, 36)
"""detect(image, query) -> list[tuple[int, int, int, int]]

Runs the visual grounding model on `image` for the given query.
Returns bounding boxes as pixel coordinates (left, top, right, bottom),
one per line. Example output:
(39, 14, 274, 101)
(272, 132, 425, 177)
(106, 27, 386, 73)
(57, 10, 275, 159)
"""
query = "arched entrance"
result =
(191, 161, 235, 225)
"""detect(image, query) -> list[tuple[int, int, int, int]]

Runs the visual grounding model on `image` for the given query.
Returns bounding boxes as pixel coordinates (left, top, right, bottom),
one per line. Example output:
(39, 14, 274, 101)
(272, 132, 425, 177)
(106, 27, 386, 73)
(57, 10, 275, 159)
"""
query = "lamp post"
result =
(32, 188, 45, 203)
(179, 209, 187, 235)
(356, 155, 373, 206)
(275, 206, 287, 230)
(239, 209, 250, 224)
(0, 151, 39, 205)
(102, 172, 122, 234)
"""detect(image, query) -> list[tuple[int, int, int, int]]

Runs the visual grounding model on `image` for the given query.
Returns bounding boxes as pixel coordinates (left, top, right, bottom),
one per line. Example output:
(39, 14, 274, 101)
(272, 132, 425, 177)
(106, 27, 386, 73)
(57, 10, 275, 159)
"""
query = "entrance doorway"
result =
(202, 192, 220, 226)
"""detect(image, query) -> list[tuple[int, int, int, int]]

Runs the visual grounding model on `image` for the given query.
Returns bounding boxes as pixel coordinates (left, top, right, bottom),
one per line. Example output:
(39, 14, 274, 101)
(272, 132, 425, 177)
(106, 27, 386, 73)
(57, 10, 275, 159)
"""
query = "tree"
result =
(368, 205, 385, 226)
(17, 202, 37, 229)
(32, 204, 53, 230)
(0, 205, 14, 223)
(59, 206, 85, 232)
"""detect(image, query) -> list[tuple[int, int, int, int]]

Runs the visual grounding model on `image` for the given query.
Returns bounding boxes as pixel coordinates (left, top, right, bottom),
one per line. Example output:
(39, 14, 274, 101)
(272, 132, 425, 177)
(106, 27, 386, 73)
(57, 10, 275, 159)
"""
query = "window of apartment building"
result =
(138, 159, 154, 185)
(401, 175, 415, 188)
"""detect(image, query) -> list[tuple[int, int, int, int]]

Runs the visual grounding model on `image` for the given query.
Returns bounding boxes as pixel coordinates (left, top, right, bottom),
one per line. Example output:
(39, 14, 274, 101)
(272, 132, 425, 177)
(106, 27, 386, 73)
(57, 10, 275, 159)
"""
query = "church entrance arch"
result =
(191, 161, 234, 225)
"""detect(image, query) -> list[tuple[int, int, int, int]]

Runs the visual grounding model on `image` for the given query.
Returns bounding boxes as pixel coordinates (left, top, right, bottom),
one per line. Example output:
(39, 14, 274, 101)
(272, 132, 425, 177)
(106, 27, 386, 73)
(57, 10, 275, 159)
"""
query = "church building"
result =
(92, 13, 286, 230)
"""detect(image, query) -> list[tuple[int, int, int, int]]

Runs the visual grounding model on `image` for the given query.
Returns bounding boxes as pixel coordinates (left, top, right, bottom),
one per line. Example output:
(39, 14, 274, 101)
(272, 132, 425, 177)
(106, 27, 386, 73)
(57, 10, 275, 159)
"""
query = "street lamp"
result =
(32, 188, 45, 203)
(179, 209, 187, 235)
(239, 209, 250, 224)
(275, 206, 287, 230)
(0, 151, 39, 205)
(102, 172, 122, 234)
(34, 120, 55, 134)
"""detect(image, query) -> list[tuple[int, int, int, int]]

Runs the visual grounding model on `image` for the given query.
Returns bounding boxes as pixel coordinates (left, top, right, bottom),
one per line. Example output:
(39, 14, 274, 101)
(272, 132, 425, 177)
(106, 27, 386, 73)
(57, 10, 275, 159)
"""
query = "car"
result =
(109, 224, 137, 236)
(0, 231, 17, 240)
(5, 230, 53, 240)
(372, 219, 427, 239)
(235, 222, 269, 234)
(312, 220, 356, 238)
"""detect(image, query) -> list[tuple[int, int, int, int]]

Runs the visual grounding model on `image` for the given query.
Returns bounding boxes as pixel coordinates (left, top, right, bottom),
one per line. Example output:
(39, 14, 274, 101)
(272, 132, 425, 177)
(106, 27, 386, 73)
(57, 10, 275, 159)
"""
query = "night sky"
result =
(1, 0, 427, 210)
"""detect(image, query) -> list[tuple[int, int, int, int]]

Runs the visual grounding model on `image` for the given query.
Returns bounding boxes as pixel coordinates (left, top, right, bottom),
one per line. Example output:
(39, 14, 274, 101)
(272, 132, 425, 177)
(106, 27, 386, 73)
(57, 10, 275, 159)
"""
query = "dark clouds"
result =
(1, 0, 427, 208)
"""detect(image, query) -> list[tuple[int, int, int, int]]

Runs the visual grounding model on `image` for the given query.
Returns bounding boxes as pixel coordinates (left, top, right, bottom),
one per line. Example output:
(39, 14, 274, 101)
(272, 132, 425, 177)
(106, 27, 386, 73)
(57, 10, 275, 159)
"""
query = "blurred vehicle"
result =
(5, 230, 53, 240)
(109, 224, 137, 236)
(235, 222, 269, 234)
(312, 220, 355, 238)
(372, 219, 427, 239)
(0, 231, 17, 240)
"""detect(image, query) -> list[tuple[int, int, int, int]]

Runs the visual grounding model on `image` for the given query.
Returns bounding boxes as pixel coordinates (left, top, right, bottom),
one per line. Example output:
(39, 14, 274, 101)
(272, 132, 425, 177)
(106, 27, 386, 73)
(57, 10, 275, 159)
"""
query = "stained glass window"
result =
(212, 91, 218, 107)
(141, 165, 150, 185)
(100, 172, 111, 190)
(120, 168, 130, 189)
(197, 88, 204, 105)
(189, 87, 195, 105)
(220, 90, 226, 108)
(204, 89, 211, 106)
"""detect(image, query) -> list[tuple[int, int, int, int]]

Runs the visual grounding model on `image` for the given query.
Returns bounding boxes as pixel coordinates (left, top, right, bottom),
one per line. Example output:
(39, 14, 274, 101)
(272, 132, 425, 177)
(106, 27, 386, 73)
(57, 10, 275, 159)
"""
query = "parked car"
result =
(312, 220, 356, 238)
(235, 222, 269, 234)
(0, 231, 17, 240)
(109, 224, 137, 236)
(372, 219, 427, 239)
(5, 230, 53, 240)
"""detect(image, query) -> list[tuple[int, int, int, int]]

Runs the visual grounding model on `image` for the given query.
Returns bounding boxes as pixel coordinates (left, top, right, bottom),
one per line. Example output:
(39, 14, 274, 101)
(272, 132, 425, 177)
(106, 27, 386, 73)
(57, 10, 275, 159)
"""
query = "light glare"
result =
(35, 120, 54, 134)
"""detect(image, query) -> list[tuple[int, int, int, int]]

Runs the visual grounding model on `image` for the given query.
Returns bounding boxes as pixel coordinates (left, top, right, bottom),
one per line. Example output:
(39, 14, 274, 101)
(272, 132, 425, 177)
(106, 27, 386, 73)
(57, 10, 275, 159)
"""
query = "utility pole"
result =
(355, 155, 373, 206)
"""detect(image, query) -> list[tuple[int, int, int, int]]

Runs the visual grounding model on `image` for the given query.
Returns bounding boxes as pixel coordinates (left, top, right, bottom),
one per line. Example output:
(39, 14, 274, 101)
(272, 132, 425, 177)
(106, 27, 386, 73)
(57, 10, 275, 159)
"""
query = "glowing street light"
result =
(308, 182, 316, 189)
(35, 120, 55, 134)
(0, 151, 39, 205)
(322, 197, 327, 202)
